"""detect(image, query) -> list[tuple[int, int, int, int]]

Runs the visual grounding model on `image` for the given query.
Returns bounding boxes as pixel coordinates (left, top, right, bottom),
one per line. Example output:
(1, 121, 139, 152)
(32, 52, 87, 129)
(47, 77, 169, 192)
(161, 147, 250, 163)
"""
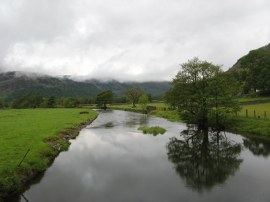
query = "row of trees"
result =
(1, 87, 150, 109)
(4, 94, 93, 109)
(95, 88, 150, 109)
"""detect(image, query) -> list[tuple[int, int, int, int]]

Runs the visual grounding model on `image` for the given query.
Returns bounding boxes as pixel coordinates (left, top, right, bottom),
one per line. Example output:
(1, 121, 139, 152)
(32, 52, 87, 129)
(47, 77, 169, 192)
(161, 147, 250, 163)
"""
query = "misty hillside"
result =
(0, 71, 171, 101)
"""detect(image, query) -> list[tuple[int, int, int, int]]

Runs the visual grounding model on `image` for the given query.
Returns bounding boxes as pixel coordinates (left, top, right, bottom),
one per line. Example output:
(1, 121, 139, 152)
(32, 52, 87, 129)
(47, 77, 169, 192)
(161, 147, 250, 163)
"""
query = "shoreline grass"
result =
(109, 102, 270, 137)
(0, 108, 97, 199)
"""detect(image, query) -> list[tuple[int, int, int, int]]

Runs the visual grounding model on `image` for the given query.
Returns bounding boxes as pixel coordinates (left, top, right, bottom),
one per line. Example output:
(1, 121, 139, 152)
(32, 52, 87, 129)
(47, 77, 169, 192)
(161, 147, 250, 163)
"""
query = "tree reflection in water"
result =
(243, 137, 270, 157)
(166, 126, 243, 193)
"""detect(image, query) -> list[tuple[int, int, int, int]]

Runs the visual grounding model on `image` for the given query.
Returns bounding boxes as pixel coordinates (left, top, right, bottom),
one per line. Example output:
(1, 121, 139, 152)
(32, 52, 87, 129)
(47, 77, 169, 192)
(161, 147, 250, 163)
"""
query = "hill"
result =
(0, 71, 171, 101)
(229, 43, 270, 94)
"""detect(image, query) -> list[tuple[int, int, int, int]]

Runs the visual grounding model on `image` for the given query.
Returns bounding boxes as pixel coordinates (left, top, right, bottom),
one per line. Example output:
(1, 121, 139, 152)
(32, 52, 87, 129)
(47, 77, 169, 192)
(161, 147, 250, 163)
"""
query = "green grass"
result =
(235, 96, 270, 103)
(0, 108, 97, 198)
(228, 117, 270, 137)
(149, 110, 181, 122)
(138, 126, 167, 135)
(238, 103, 270, 118)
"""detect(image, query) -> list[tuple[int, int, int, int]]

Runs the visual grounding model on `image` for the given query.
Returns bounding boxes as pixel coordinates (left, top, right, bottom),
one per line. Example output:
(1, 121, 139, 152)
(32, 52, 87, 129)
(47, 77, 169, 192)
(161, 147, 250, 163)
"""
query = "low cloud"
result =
(0, 0, 270, 81)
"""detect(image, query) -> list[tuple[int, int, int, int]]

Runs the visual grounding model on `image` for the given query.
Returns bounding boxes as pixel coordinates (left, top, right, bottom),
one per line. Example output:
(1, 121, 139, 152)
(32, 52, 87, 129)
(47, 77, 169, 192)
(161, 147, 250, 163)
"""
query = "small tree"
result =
(96, 90, 113, 110)
(46, 96, 56, 108)
(0, 98, 4, 109)
(124, 87, 144, 107)
(138, 94, 149, 112)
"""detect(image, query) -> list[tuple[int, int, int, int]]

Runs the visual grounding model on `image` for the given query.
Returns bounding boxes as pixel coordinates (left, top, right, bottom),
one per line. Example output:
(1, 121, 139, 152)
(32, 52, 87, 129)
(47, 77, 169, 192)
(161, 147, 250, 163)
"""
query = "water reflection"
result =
(243, 137, 270, 157)
(166, 127, 243, 193)
(11, 110, 270, 202)
(89, 110, 148, 129)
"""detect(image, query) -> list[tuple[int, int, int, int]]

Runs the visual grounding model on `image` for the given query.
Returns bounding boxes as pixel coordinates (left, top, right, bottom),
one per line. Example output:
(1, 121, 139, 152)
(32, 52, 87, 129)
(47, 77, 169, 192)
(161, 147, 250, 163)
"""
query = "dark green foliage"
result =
(230, 44, 270, 94)
(167, 57, 240, 129)
(46, 96, 56, 108)
(63, 98, 79, 108)
(138, 94, 149, 111)
(96, 90, 114, 109)
(113, 96, 128, 104)
(0, 99, 5, 109)
(12, 94, 43, 109)
(167, 128, 242, 192)
(0, 72, 170, 102)
(147, 94, 153, 102)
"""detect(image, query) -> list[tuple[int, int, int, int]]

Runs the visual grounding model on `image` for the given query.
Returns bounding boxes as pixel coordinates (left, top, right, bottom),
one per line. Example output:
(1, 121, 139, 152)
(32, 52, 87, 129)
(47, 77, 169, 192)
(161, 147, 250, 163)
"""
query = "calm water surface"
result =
(18, 110, 270, 202)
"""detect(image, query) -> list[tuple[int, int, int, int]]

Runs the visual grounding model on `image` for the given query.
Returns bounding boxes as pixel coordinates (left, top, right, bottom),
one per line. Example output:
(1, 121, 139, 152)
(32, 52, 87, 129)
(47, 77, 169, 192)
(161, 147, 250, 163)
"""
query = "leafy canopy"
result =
(166, 57, 240, 129)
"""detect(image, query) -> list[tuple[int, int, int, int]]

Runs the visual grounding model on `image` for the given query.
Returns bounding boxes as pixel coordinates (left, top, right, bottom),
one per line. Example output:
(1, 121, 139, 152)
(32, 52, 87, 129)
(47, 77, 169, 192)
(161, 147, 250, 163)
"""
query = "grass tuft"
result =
(138, 126, 166, 136)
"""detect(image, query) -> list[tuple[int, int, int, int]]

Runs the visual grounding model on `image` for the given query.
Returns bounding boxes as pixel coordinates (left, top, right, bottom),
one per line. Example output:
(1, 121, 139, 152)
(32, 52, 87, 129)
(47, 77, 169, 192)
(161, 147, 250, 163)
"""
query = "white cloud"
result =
(0, 0, 270, 81)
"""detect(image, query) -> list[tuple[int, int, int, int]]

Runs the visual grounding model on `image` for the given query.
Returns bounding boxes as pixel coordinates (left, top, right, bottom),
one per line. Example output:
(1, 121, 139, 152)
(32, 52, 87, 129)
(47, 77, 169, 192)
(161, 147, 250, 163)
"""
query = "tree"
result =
(138, 94, 149, 112)
(46, 96, 56, 108)
(63, 98, 80, 108)
(167, 57, 240, 130)
(12, 94, 43, 109)
(0, 98, 4, 109)
(96, 90, 113, 110)
(124, 87, 144, 107)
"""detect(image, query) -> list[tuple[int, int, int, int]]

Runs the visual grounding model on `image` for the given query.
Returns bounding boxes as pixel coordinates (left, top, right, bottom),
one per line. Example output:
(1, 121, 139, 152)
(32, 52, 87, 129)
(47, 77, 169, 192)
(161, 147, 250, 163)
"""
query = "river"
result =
(17, 110, 270, 202)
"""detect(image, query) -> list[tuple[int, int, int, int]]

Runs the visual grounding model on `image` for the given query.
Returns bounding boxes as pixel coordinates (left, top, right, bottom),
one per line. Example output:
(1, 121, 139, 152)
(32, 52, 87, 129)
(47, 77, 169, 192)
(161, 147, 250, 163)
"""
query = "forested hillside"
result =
(229, 43, 270, 94)
(0, 71, 170, 101)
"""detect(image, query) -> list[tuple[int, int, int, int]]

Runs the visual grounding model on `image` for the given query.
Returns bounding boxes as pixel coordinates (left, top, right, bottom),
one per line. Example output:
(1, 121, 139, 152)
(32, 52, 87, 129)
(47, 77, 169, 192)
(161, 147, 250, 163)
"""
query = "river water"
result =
(18, 110, 270, 202)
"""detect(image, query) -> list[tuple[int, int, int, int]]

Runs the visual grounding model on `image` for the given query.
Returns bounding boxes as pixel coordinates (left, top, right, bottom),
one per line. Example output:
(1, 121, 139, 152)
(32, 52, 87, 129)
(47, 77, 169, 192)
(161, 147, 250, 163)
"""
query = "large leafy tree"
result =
(167, 57, 239, 130)
(96, 90, 113, 110)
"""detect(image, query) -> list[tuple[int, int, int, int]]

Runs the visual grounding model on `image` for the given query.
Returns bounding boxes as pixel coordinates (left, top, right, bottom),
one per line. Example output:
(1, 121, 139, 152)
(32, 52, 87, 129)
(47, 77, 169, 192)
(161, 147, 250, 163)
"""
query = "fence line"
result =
(242, 109, 268, 119)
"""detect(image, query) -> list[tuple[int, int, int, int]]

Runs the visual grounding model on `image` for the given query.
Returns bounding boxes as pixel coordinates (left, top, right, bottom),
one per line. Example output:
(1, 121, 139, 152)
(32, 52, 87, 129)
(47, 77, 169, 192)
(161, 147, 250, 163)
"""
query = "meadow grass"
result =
(228, 117, 270, 137)
(0, 108, 97, 198)
(238, 103, 270, 118)
(149, 110, 181, 122)
(235, 96, 270, 103)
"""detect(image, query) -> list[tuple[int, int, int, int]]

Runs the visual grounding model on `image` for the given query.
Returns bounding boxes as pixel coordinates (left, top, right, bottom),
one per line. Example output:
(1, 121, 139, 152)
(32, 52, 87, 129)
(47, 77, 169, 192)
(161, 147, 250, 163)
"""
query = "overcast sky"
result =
(0, 0, 269, 81)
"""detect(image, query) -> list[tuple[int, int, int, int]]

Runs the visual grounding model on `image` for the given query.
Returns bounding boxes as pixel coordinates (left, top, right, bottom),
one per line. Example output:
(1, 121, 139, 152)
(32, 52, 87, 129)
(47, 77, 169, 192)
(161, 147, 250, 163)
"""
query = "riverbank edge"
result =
(1, 113, 98, 200)
(109, 106, 270, 138)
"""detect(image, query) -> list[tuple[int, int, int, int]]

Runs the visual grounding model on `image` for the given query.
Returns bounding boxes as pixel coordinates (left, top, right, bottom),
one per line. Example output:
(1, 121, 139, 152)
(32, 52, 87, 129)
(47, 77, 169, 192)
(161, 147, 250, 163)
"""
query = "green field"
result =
(0, 108, 97, 198)
(239, 103, 270, 118)
(235, 96, 270, 103)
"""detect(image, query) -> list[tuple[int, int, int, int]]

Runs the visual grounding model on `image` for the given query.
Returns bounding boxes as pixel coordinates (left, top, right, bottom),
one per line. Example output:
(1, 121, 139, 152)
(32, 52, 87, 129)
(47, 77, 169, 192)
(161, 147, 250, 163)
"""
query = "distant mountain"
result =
(228, 43, 270, 93)
(0, 71, 171, 101)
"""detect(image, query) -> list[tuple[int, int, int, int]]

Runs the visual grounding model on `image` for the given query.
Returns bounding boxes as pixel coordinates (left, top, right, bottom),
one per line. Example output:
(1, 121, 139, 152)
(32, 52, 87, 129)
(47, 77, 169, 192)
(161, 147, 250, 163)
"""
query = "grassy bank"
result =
(226, 103, 269, 136)
(109, 102, 270, 137)
(0, 108, 97, 199)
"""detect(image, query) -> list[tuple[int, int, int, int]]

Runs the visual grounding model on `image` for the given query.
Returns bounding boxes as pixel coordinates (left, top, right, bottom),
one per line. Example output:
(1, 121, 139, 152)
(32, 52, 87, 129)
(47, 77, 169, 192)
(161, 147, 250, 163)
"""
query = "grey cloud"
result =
(0, 0, 269, 81)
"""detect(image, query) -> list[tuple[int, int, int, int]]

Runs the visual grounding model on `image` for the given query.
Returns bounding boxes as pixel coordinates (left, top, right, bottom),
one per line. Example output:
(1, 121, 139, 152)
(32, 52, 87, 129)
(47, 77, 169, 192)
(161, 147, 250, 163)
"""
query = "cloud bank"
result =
(0, 0, 270, 81)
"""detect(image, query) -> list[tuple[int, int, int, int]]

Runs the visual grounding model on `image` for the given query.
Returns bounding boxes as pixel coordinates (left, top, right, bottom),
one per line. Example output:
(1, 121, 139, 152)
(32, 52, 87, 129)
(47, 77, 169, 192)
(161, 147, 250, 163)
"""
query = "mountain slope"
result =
(0, 71, 171, 101)
(228, 43, 270, 93)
